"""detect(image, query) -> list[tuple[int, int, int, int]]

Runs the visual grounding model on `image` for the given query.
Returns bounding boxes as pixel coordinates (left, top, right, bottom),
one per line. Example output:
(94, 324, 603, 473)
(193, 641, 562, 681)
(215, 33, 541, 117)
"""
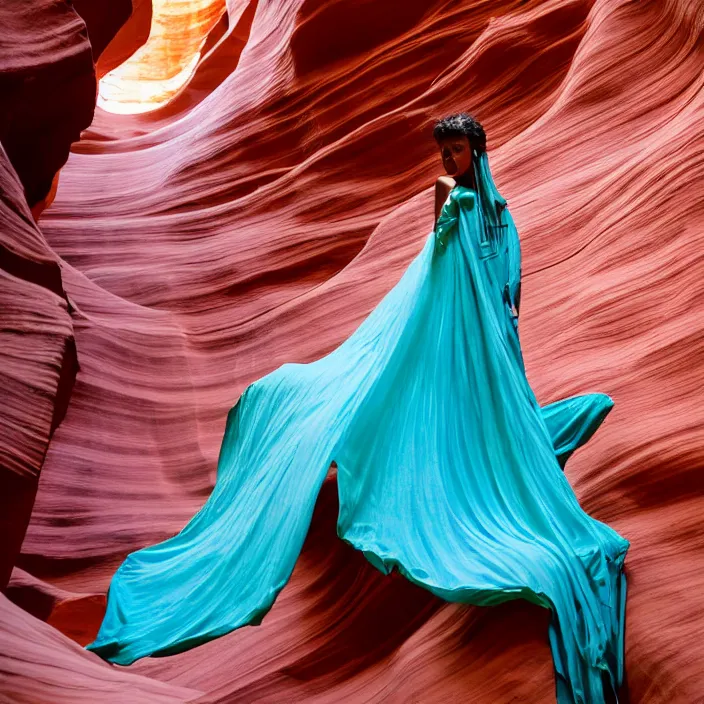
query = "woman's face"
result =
(438, 134, 472, 178)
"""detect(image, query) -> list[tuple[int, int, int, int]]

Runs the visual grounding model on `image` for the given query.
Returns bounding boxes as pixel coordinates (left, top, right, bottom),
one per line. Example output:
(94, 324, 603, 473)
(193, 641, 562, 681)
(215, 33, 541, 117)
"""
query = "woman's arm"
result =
(434, 176, 455, 227)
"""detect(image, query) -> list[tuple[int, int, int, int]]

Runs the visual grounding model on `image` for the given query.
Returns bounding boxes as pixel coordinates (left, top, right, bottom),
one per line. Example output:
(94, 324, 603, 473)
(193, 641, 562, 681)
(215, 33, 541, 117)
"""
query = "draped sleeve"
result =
(434, 187, 476, 255)
(504, 208, 522, 312)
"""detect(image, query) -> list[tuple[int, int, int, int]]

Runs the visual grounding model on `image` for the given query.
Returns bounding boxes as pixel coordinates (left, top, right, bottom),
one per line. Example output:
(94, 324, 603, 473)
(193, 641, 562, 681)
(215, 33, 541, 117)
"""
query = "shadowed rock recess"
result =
(1, 0, 702, 702)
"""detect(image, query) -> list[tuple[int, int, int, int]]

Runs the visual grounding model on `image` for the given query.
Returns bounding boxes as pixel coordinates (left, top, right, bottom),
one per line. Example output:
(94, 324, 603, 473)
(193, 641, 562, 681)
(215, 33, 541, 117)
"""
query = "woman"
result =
(86, 113, 629, 704)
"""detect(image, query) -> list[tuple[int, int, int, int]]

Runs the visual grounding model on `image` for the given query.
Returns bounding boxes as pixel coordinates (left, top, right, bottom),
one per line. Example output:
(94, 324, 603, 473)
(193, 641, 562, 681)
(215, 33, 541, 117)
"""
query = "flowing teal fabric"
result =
(86, 152, 629, 704)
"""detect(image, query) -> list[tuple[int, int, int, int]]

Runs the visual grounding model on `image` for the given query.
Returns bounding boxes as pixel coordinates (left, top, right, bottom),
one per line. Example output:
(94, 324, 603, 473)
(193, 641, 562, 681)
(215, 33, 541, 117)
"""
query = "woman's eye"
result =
(453, 145, 462, 153)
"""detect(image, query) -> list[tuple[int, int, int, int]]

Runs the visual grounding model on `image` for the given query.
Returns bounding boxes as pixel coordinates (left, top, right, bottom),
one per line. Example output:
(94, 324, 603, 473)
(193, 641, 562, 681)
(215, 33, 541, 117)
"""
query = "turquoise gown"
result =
(86, 152, 630, 704)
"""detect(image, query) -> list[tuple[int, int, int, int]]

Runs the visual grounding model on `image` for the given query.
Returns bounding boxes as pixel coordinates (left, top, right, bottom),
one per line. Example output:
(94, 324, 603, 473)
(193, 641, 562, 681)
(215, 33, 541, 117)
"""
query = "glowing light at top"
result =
(98, 0, 226, 115)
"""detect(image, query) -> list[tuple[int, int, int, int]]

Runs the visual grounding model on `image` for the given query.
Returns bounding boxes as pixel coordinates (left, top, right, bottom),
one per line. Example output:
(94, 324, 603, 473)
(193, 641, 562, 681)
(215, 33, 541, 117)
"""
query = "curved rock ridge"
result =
(0, 0, 136, 210)
(0, 592, 202, 702)
(0, 146, 77, 592)
(1, 0, 703, 702)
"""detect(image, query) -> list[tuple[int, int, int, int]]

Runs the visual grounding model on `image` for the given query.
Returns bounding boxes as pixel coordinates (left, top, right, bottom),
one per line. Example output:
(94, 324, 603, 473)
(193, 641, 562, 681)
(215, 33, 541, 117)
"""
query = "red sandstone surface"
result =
(1, 1, 703, 702)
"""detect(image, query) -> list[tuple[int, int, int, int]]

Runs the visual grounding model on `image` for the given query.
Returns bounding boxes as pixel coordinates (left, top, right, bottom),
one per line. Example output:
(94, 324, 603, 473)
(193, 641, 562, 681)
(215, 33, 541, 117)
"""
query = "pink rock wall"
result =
(1, 0, 703, 702)
(0, 147, 76, 592)
(0, 0, 132, 596)
(0, 0, 96, 209)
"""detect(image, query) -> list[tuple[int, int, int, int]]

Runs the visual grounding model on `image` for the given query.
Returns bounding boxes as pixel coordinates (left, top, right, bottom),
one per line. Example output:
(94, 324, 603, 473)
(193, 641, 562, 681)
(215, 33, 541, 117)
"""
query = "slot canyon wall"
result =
(1, 0, 703, 702)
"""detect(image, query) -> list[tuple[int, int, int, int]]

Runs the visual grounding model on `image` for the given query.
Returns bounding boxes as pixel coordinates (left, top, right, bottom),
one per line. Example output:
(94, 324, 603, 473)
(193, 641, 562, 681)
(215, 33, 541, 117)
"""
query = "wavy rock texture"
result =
(0, 146, 77, 592)
(2, 0, 703, 702)
(0, 0, 96, 210)
(0, 0, 133, 595)
(0, 0, 131, 212)
(0, 593, 202, 702)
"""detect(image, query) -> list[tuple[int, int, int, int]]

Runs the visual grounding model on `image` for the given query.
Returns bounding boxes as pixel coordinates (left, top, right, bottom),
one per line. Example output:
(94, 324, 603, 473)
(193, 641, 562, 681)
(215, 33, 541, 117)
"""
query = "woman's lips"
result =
(445, 160, 457, 174)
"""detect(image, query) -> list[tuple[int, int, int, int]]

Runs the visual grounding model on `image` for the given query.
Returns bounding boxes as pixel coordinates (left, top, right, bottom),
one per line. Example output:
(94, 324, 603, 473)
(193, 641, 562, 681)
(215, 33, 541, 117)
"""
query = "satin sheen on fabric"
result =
(86, 153, 629, 704)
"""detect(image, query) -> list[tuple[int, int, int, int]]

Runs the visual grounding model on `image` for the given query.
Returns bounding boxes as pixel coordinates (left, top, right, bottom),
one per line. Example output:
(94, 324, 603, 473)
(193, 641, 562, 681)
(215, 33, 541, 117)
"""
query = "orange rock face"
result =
(1, 0, 703, 702)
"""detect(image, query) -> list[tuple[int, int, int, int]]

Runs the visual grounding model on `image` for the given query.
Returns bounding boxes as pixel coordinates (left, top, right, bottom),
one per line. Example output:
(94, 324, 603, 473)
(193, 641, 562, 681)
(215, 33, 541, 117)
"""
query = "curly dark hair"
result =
(432, 113, 487, 154)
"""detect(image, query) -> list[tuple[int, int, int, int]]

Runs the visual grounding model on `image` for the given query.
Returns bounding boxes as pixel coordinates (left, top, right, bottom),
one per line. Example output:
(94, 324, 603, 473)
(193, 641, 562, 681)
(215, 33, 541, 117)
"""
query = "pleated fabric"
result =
(86, 164, 629, 704)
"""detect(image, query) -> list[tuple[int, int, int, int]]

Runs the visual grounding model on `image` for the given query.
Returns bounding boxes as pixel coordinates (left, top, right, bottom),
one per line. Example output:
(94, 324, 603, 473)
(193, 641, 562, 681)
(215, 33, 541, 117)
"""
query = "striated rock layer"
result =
(0, 147, 77, 593)
(1, 0, 703, 702)
(0, 0, 135, 596)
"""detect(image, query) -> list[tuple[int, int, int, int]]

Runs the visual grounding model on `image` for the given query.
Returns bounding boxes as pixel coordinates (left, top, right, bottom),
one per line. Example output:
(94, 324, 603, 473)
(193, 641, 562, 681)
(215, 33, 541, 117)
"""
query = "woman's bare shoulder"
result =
(435, 175, 456, 190)
(435, 176, 455, 203)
